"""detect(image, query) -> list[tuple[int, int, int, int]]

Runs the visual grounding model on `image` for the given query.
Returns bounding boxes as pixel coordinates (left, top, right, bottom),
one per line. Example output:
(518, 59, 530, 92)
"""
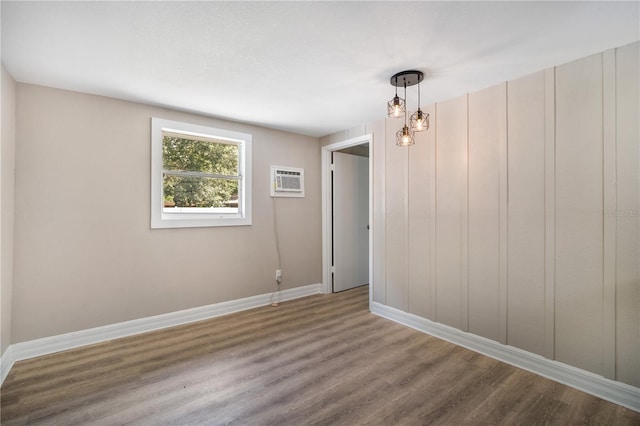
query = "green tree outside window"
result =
(162, 136, 239, 208)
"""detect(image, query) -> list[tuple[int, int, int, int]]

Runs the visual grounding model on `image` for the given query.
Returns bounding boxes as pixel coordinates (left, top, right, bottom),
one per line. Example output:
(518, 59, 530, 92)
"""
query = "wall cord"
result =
(270, 195, 282, 306)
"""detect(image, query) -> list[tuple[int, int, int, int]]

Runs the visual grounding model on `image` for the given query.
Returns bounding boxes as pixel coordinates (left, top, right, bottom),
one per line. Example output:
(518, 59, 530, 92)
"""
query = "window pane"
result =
(163, 175, 239, 211)
(162, 136, 239, 175)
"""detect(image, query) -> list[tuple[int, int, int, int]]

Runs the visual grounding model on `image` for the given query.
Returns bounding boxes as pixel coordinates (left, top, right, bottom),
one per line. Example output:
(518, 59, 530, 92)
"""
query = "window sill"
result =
(151, 214, 252, 229)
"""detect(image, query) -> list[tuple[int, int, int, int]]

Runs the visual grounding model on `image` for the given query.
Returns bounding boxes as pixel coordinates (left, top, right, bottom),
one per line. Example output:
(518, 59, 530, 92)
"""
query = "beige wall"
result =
(12, 84, 322, 343)
(1, 65, 16, 355)
(326, 41, 639, 388)
(319, 124, 368, 147)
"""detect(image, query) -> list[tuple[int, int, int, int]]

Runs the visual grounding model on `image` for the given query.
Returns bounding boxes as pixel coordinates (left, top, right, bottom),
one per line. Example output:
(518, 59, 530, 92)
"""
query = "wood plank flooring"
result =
(1, 286, 638, 425)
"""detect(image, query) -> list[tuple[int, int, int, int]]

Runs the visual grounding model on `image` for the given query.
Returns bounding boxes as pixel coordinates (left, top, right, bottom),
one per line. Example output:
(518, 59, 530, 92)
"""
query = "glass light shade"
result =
(387, 95, 406, 118)
(410, 109, 429, 132)
(396, 125, 415, 146)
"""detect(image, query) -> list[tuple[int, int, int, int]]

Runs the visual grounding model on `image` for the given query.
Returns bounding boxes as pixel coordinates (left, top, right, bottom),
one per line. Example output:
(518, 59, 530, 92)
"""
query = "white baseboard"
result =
(371, 301, 640, 413)
(0, 283, 323, 386)
(0, 345, 16, 385)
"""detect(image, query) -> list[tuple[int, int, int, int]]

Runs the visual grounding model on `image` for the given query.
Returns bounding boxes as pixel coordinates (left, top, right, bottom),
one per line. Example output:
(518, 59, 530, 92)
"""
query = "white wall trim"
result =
(321, 134, 373, 297)
(0, 283, 322, 385)
(371, 301, 640, 413)
(0, 345, 16, 385)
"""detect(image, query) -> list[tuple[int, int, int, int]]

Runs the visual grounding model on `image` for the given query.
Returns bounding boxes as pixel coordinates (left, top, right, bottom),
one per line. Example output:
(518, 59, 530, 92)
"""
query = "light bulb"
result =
(388, 94, 405, 118)
(393, 97, 401, 116)
(402, 127, 410, 143)
(396, 125, 414, 146)
(410, 109, 429, 132)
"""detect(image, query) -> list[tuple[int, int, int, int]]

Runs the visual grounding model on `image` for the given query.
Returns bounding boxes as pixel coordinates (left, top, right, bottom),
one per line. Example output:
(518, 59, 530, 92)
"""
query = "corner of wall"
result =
(1, 64, 17, 358)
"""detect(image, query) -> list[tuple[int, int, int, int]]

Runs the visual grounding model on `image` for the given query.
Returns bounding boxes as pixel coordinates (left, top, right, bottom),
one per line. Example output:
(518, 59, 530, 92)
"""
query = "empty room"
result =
(0, 1, 638, 424)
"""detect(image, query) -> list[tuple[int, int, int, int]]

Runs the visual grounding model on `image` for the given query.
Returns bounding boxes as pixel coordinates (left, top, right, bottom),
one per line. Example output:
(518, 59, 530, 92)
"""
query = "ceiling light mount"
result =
(389, 70, 424, 88)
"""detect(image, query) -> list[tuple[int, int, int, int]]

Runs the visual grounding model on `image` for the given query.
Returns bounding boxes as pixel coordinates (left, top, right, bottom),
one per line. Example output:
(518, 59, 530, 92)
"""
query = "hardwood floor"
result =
(1, 286, 638, 425)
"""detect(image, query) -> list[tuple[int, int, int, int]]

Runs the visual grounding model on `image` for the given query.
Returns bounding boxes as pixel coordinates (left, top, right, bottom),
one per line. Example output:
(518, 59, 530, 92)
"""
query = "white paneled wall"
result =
(615, 42, 640, 388)
(369, 119, 387, 305)
(385, 118, 410, 311)
(555, 52, 605, 376)
(467, 84, 507, 344)
(373, 42, 639, 388)
(407, 108, 434, 319)
(434, 96, 468, 331)
(506, 71, 548, 357)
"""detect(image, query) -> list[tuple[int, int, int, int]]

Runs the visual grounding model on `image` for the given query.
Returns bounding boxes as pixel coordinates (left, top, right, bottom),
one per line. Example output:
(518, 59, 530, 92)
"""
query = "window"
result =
(151, 118, 252, 228)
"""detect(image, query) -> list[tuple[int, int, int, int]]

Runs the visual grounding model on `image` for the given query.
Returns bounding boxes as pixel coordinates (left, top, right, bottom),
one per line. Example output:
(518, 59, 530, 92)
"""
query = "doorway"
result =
(321, 135, 373, 306)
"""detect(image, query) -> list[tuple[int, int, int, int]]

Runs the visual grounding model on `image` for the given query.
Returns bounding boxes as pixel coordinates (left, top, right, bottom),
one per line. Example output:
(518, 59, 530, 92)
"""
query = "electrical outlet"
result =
(275, 269, 282, 283)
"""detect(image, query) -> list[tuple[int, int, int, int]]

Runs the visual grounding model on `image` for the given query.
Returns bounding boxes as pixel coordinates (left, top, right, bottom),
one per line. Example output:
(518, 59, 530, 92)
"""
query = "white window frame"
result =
(151, 118, 252, 229)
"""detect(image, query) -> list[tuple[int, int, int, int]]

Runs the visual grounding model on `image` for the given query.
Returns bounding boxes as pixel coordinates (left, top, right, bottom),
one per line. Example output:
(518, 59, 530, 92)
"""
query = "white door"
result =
(333, 152, 369, 292)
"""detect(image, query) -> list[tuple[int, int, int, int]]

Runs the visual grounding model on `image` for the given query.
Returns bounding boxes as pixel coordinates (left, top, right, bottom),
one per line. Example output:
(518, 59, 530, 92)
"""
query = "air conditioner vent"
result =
(271, 166, 304, 198)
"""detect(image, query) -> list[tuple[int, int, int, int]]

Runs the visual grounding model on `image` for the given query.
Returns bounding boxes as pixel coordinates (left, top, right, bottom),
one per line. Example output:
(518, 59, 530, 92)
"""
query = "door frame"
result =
(321, 134, 373, 308)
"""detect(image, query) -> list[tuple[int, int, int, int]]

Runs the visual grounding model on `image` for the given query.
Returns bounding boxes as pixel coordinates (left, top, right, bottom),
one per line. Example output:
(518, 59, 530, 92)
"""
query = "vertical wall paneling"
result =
(435, 95, 468, 330)
(462, 94, 470, 333)
(543, 67, 556, 360)
(429, 105, 438, 321)
(385, 118, 408, 311)
(615, 42, 639, 388)
(555, 52, 604, 375)
(468, 86, 502, 342)
(370, 120, 387, 304)
(408, 106, 434, 318)
(507, 71, 547, 356)
(498, 83, 508, 345)
(404, 141, 410, 312)
(374, 42, 638, 389)
(602, 49, 617, 380)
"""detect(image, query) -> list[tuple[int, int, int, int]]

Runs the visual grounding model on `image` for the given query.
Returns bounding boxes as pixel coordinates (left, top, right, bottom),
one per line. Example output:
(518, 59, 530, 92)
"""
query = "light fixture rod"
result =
(403, 82, 408, 123)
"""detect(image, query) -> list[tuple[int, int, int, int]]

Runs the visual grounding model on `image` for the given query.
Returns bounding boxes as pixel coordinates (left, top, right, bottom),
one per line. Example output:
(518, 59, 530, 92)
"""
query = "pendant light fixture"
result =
(387, 79, 405, 118)
(387, 70, 428, 146)
(396, 83, 414, 146)
(410, 77, 429, 132)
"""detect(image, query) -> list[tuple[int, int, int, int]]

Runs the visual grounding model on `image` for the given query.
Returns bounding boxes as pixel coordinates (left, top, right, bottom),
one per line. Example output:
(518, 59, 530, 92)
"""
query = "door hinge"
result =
(330, 163, 335, 172)
(331, 265, 336, 273)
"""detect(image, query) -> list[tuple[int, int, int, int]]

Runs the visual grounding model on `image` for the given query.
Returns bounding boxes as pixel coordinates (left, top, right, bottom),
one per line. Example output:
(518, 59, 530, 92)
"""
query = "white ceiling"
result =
(2, 1, 638, 138)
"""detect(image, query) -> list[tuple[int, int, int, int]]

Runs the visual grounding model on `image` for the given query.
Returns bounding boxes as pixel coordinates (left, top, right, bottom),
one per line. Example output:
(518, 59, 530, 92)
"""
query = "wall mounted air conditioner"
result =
(270, 166, 304, 198)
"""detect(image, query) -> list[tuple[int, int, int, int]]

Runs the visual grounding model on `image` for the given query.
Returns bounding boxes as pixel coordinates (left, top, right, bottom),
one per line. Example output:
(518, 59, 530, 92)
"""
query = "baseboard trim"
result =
(1, 283, 323, 386)
(0, 345, 16, 385)
(371, 301, 640, 413)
